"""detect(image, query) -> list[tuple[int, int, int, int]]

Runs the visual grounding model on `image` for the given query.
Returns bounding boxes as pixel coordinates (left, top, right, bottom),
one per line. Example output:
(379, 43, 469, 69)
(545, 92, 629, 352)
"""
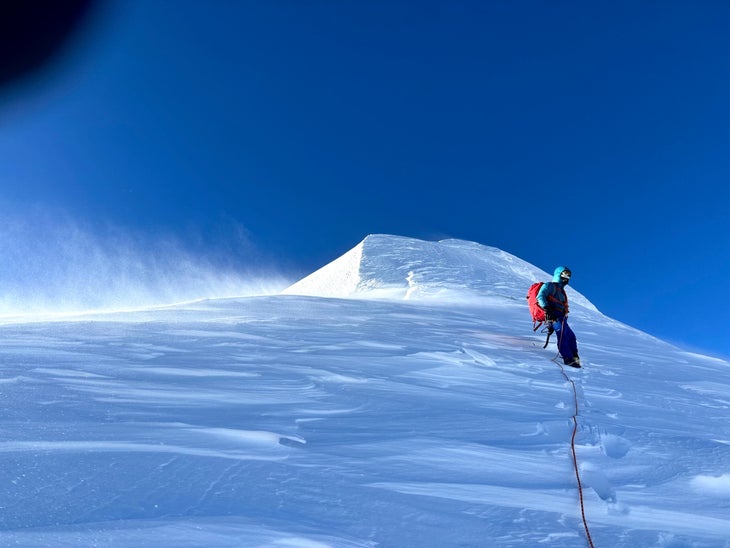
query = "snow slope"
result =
(1, 234, 729, 547)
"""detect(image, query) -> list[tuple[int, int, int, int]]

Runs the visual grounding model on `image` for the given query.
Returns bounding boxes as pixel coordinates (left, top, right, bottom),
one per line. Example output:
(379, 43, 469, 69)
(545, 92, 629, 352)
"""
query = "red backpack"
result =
(527, 282, 564, 348)
(526, 282, 546, 330)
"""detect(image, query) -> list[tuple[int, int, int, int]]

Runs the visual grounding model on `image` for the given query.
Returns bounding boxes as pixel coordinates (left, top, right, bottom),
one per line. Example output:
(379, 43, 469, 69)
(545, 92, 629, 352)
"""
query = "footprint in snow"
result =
(600, 433, 632, 459)
(580, 462, 617, 503)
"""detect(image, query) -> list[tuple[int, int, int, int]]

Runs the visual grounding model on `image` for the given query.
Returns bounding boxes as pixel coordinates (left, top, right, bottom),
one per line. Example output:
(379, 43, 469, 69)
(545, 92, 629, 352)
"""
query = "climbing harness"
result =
(552, 320, 595, 548)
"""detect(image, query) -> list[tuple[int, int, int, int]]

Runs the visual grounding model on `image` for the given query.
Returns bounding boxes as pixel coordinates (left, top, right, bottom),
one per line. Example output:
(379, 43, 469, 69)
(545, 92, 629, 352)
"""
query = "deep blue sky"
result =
(2, 1, 730, 358)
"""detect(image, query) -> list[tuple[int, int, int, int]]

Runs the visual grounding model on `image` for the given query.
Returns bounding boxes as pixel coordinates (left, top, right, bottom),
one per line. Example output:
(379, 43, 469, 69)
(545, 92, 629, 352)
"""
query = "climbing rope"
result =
(552, 320, 595, 548)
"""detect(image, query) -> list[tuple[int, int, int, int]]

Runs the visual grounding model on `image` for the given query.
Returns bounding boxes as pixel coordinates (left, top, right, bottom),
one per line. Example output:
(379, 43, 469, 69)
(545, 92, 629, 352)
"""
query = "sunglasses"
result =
(560, 272, 572, 279)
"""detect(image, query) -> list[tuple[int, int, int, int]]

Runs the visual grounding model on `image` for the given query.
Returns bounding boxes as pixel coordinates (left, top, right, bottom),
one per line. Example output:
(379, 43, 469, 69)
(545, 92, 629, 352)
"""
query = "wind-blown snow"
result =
(1, 234, 729, 547)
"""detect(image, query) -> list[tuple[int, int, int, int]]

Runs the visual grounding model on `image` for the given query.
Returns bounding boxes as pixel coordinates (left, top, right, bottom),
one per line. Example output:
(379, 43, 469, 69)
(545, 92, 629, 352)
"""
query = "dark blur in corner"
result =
(0, 0, 99, 91)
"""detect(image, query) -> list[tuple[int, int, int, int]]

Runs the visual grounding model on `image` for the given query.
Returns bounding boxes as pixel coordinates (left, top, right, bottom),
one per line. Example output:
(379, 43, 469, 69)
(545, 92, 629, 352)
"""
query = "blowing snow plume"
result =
(0, 209, 288, 316)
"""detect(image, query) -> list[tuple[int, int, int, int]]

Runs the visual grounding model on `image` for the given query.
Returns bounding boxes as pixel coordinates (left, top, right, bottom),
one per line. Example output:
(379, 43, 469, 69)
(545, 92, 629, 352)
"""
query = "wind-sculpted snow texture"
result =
(1, 235, 729, 547)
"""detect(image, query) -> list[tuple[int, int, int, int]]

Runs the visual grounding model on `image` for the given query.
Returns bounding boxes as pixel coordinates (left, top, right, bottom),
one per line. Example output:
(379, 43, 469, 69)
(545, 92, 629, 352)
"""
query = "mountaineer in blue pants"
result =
(537, 266, 580, 367)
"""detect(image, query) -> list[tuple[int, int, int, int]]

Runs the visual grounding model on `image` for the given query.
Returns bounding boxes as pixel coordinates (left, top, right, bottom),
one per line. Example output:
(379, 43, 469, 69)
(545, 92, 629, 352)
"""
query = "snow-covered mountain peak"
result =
(282, 234, 596, 311)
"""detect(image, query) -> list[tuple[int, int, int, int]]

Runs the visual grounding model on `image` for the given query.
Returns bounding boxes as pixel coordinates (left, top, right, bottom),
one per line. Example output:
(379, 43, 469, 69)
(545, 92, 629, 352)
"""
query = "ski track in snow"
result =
(1, 236, 729, 547)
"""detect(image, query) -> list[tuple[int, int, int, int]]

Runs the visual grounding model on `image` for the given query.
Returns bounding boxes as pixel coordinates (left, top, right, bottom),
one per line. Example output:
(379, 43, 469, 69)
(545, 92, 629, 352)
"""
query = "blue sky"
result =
(1, 0, 729, 358)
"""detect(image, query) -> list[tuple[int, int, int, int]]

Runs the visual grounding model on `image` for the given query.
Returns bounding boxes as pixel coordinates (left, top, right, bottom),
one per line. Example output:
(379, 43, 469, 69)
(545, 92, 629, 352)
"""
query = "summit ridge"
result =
(282, 234, 596, 311)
